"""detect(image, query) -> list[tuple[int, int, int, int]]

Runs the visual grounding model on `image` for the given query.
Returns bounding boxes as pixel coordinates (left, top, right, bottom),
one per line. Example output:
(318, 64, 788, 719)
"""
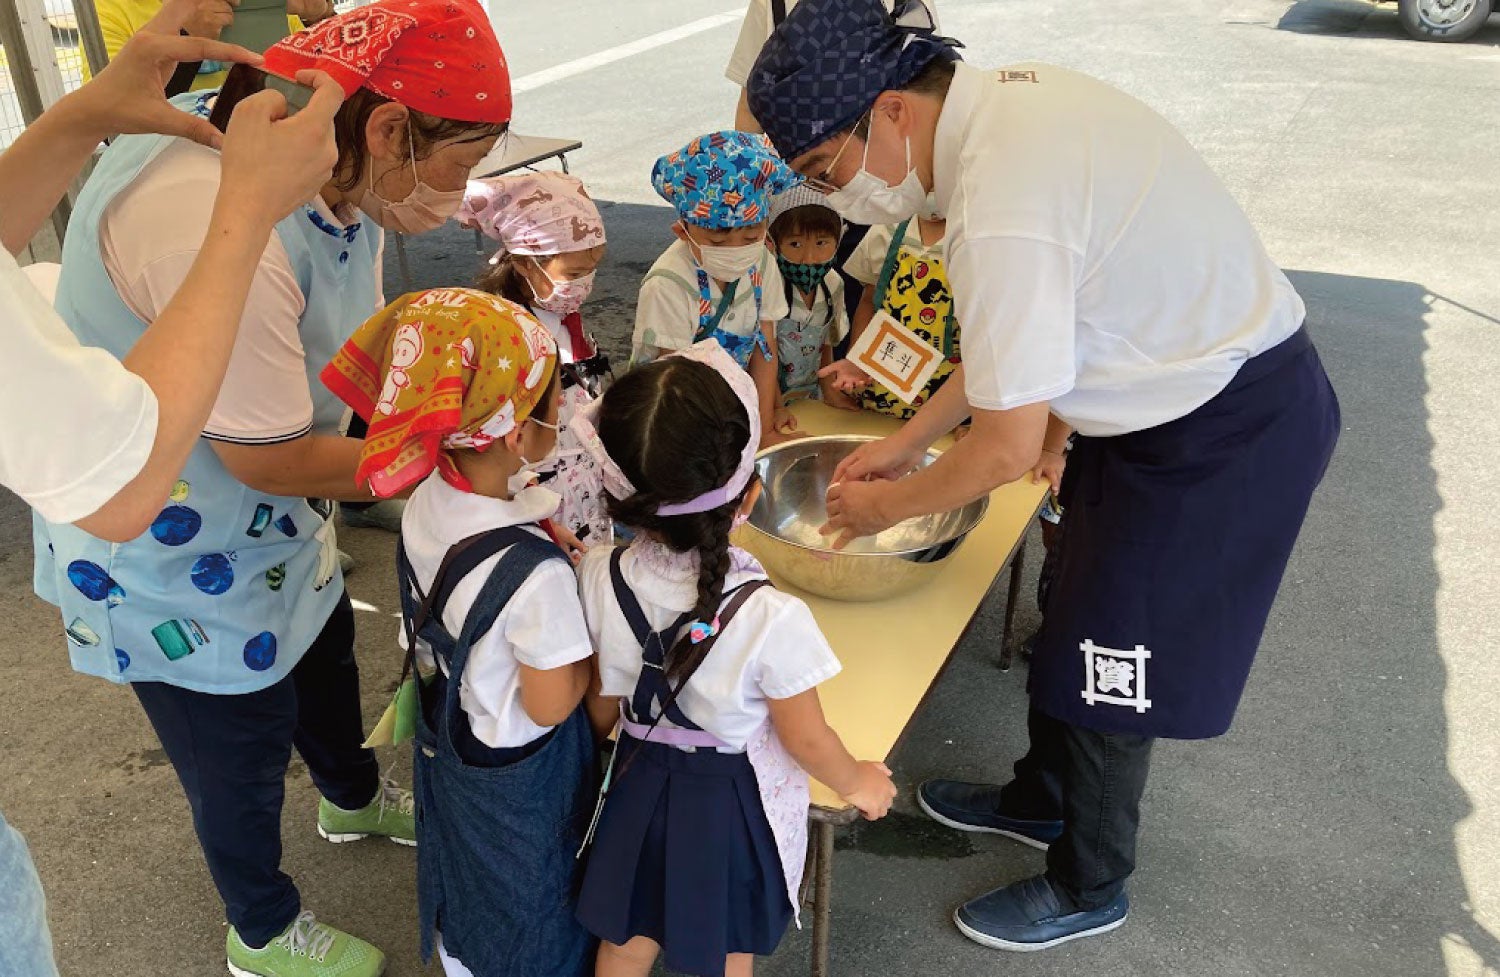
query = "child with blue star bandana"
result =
(633, 130, 803, 447)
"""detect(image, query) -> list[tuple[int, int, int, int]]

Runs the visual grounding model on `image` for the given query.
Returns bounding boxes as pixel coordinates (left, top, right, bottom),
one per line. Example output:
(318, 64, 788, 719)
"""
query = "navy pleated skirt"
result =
(576, 734, 792, 977)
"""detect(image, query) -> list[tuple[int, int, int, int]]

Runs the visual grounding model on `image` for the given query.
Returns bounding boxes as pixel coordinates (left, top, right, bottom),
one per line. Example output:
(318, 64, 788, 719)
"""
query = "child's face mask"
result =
(775, 252, 835, 293)
(682, 223, 764, 281)
(507, 414, 561, 495)
(529, 258, 596, 317)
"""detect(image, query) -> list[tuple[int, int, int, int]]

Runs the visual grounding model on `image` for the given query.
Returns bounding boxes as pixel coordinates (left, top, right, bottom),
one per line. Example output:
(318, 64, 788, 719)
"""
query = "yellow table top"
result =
(752, 403, 1046, 811)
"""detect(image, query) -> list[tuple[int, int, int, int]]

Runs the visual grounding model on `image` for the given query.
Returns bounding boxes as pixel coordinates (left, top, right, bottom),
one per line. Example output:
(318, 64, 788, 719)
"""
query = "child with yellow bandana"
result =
(323, 288, 598, 977)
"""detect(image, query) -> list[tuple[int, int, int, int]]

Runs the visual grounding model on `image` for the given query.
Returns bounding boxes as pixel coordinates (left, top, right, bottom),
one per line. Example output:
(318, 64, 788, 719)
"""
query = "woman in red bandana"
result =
(33, 3, 511, 976)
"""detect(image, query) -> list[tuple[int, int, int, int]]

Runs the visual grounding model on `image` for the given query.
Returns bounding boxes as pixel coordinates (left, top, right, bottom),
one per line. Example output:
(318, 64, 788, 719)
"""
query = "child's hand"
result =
(951, 422, 972, 443)
(761, 427, 809, 449)
(817, 359, 871, 394)
(773, 405, 800, 435)
(551, 522, 588, 566)
(1031, 448, 1066, 495)
(820, 376, 860, 412)
(841, 760, 897, 820)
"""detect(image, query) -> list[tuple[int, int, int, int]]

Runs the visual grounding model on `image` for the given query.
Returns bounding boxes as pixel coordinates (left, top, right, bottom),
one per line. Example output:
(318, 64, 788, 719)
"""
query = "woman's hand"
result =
(182, 0, 238, 39)
(214, 70, 344, 230)
(287, 0, 337, 23)
(821, 478, 902, 550)
(1030, 447, 1066, 495)
(65, 0, 261, 149)
(841, 761, 897, 821)
(817, 358, 871, 395)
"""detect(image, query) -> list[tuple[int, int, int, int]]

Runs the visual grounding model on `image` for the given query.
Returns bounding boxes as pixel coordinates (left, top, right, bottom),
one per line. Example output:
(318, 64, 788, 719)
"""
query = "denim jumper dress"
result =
(576, 551, 805, 977)
(32, 91, 377, 694)
(400, 526, 597, 977)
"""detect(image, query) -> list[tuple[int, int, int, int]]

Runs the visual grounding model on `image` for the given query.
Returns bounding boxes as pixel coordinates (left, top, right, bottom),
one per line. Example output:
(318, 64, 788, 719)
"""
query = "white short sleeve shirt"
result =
(401, 476, 594, 750)
(0, 250, 158, 525)
(632, 239, 787, 363)
(843, 220, 945, 287)
(932, 62, 1305, 437)
(578, 543, 841, 753)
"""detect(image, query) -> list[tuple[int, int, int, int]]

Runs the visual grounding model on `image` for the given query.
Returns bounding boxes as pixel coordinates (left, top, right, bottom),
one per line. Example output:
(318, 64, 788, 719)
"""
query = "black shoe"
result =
(918, 780, 1064, 851)
(956, 875, 1128, 952)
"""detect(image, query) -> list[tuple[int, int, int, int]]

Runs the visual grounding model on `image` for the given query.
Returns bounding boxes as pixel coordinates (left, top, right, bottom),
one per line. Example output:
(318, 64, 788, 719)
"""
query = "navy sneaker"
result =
(918, 780, 1064, 850)
(955, 875, 1128, 952)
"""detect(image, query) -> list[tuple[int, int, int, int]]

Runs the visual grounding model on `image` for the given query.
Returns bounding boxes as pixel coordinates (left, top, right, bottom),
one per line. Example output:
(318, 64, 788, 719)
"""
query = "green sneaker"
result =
(316, 782, 416, 847)
(227, 911, 385, 977)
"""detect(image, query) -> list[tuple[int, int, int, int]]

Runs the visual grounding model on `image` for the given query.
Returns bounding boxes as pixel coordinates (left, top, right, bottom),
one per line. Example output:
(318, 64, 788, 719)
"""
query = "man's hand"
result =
(830, 432, 924, 485)
(820, 477, 902, 551)
(214, 70, 344, 230)
(66, 0, 262, 149)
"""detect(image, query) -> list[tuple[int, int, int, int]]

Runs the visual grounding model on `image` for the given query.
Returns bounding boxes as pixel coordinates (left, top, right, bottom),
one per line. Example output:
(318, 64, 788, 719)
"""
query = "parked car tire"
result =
(1398, 0, 1494, 40)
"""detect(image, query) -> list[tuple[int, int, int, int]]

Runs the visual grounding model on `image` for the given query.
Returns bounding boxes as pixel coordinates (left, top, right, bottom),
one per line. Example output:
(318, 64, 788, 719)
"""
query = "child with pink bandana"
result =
(460, 172, 613, 547)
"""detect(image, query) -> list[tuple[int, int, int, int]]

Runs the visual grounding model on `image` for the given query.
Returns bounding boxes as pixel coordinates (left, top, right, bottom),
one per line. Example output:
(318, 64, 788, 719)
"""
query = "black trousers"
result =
(999, 705, 1155, 912)
(132, 594, 380, 947)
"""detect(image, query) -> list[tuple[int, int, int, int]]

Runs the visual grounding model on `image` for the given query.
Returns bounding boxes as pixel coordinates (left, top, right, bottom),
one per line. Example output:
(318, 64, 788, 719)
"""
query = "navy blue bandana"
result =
(747, 0, 962, 163)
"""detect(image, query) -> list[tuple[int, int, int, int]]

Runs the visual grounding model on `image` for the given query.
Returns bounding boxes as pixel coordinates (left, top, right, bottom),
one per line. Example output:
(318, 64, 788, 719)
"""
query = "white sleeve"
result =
(949, 234, 1080, 412)
(827, 275, 849, 343)
(759, 252, 790, 322)
(0, 252, 158, 525)
(503, 560, 595, 671)
(634, 273, 697, 356)
(724, 0, 772, 87)
(754, 597, 842, 699)
(843, 224, 894, 286)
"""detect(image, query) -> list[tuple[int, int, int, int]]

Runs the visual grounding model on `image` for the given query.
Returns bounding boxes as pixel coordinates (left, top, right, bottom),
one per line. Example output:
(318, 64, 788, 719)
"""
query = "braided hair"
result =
(598, 358, 752, 686)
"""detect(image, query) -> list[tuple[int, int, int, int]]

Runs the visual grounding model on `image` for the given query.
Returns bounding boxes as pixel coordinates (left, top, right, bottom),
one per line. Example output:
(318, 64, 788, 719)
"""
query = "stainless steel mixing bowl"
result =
(738, 435, 989, 602)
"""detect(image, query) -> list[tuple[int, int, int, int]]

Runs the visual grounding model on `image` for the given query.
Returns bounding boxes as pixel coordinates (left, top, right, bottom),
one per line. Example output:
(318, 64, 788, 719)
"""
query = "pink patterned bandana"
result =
(459, 172, 607, 256)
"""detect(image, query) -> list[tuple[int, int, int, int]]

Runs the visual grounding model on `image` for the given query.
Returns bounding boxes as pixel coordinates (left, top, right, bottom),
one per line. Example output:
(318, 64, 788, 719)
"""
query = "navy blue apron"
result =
(575, 552, 788, 977)
(1029, 326, 1341, 739)
(399, 526, 597, 977)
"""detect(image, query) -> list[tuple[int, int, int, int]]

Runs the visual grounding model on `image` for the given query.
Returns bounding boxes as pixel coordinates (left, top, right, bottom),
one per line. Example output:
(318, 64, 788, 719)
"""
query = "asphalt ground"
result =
(2, 1, 1498, 974)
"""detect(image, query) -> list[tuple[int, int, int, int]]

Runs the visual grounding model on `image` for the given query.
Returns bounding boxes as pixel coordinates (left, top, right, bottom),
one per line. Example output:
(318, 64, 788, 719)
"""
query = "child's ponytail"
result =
(598, 358, 753, 684)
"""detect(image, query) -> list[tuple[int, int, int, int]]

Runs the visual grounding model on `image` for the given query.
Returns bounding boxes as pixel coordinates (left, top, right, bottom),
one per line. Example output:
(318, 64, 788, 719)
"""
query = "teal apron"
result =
(32, 91, 380, 694)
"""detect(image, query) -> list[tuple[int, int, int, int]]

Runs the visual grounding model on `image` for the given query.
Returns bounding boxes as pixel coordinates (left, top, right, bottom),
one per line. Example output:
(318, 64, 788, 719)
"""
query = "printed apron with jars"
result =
(775, 276, 839, 402)
(859, 219, 961, 420)
(576, 550, 807, 977)
(32, 91, 374, 694)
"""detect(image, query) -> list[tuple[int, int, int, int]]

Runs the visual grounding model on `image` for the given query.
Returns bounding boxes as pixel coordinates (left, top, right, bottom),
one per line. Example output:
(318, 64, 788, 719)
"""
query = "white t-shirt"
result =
(932, 62, 1304, 437)
(0, 250, 158, 525)
(578, 542, 841, 753)
(725, 0, 942, 87)
(401, 476, 593, 749)
(632, 239, 790, 363)
(100, 138, 384, 445)
(844, 220, 946, 287)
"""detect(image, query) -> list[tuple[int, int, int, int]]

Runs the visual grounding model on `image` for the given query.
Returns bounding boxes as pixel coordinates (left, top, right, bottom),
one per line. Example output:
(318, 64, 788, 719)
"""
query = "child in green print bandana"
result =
(766, 185, 853, 425)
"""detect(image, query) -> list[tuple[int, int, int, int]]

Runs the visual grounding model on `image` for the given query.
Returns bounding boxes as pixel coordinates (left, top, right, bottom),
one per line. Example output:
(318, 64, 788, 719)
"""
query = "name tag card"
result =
(847, 310, 941, 405)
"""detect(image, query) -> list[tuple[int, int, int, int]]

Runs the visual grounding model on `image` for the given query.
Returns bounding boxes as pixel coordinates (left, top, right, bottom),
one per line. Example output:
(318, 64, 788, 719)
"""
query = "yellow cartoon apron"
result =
(859, 219, 961, 420)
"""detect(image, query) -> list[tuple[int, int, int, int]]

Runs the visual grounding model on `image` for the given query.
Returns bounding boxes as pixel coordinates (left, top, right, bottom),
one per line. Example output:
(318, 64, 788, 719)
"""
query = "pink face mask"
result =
(529, 259, 596, 317)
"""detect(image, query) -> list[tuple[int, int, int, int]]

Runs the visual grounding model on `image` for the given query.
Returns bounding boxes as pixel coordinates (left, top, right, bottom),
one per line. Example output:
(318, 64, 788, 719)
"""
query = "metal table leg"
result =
(809, 819, 836, 977)
(998, 538, 1027, 671)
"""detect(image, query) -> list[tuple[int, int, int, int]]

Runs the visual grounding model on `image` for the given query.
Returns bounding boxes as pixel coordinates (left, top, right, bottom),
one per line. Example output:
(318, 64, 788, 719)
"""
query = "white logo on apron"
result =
(1079, 639, 1153, 713)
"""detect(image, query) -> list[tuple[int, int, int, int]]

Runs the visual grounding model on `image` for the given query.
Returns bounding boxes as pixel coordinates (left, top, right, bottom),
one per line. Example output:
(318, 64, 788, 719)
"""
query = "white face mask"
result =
(529, 260, 596, 317)
(683, 224, 764, 281)
(824, 110, 928, 225)
(359, 125, 466, 235)
(507, 415, 561, 495)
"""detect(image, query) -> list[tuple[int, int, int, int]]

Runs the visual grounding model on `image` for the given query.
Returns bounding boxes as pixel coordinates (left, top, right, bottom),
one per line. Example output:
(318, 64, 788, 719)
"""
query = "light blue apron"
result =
(32, 91, 380, 695)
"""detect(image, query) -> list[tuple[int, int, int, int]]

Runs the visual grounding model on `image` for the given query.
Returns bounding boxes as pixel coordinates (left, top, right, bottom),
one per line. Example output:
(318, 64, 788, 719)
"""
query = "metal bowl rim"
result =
(746, 435, 990, 559)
